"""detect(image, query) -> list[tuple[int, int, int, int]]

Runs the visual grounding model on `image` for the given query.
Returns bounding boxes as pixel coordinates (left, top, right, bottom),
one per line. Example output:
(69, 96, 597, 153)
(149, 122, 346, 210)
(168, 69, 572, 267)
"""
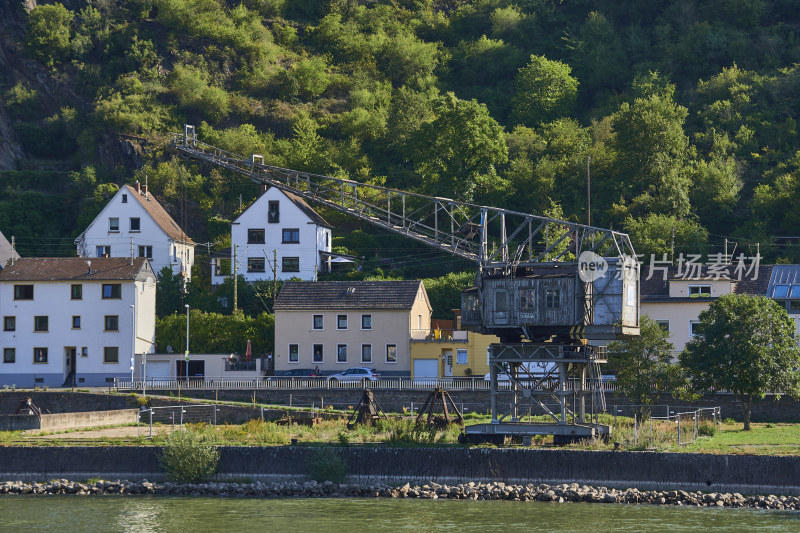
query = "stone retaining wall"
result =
(1, 446, 799, 496)
(0, 409, 138, 432)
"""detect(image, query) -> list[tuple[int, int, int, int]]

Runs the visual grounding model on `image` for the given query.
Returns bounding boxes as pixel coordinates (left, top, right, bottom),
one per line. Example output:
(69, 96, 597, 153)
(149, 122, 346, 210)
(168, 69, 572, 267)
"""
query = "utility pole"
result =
(10, 236, 15, 265)
(586, 155, 591, 227)
(130, 237, 134, 266)
(273, 249, 278, 311)
(233, 244, 239, 313)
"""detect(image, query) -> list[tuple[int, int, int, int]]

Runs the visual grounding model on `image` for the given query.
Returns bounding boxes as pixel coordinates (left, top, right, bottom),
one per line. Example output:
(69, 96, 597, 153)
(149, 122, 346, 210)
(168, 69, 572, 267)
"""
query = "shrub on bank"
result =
(159, 428, 220, 483)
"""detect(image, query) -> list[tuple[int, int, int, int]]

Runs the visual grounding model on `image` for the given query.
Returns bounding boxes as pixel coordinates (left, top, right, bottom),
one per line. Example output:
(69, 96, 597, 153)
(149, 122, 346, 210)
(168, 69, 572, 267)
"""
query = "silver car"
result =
(327, 367, 381, 383)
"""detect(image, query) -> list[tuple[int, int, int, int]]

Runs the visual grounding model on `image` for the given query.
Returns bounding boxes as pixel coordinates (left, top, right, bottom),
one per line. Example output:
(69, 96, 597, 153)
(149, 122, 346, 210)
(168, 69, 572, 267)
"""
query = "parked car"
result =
(275, 368, 321, 378)
(327, 367, 381, 383)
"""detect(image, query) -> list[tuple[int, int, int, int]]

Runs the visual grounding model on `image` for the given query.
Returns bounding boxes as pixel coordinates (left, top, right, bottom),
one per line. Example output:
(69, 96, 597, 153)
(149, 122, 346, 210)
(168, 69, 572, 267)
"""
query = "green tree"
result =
(410, 92, 507, 201)
(681, 294, 800, 430)
(25, 4, 74, 68)
(511, 54, 578, 126)
(623, 214, 709, 259)
(607, 315, 678, 415)
(156, 310, 275, 355)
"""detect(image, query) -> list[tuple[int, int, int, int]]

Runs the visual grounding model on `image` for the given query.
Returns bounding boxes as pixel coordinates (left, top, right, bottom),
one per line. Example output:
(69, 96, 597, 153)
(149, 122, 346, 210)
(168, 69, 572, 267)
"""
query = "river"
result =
(2, 497, 799, 532)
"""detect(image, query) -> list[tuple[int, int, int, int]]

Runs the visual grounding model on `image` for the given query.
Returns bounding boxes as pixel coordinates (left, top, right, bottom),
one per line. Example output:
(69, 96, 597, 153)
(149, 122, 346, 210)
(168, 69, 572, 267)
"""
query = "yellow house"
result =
(409, 312, 499, 378)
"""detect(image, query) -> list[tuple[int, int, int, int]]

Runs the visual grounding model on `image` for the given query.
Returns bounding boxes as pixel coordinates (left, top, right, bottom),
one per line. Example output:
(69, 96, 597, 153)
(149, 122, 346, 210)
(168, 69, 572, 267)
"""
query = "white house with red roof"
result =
(211, 185, 333, 285)
(74, 183, 195, 280)
(0, 257, 156, 387)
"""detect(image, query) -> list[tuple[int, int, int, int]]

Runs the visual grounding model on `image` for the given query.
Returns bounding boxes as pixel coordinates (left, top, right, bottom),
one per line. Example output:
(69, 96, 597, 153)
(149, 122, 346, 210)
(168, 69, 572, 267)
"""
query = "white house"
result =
(0, 257, 156, 387)
(75, 183, 195, 280)
(211, 186, 333, 285)
(274, 280, 432, 377)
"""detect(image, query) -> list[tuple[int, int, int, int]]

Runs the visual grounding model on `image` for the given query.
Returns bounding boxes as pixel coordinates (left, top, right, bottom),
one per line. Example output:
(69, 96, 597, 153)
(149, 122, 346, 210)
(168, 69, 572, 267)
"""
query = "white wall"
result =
(225, 188, 331, 284)
(76, 187, 195, 279)
(0, 277, 156, 387)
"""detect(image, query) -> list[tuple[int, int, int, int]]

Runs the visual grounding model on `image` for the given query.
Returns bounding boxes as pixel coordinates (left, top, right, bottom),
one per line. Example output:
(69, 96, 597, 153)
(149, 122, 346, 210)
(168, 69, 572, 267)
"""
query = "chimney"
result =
(261, 183, 268, 195)
(136, 180, 140, 193)
(142, 184, 148, 196)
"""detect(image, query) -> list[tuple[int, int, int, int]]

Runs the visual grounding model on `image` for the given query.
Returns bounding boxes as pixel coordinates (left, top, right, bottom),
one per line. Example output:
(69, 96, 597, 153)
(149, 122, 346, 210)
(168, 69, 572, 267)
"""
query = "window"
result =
(109, 217, 119, 232)
(456, 349, 468, 365)
(96, 245, 110, 257)
(3, 316, 15, 331)
(337, 314, 348, 330)
(71, 284, 82, 300)
(282, 228, 300, 243)
(33, 347, 47, 363)
(386, 344, 397, 363)
(130, 217, 140, 231)
(545, 288, 561, 309)
(248, 229, 265, 244)
(81, 347, 88, 357)
(288, 344, 299, 363)
(34, 316, 48, 332)
(103, 346, 119, 363)
(313, 315, 323, 330)
(690, 321, 702, 337)
(656, 320, 670, 332)
(104, 315, 119, 331)
(122, 193, 127, 203)
(312, 344, 323, 363)
(520, 289, 535, 309)
(247, 257, 266, 273)
(282, 257, 299, 272)
(361, 344, 372, 363)
(689, 285, 712, 297)
(337, 344, 348, 363)
(102, 284, 121, 299)
(361, 314, 372, 330)
(14, 285, 33, 300)
(3, 348, 14, 364)
(268, 200, 280, 223)
(138, 246, 152, 259)
(72, 316, 81, 329)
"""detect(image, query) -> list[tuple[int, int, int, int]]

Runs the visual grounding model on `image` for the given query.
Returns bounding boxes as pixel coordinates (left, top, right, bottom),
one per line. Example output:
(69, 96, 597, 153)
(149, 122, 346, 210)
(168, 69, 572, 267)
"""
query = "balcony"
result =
(410, 329, 468, 342)
(225, 361, 256, 371)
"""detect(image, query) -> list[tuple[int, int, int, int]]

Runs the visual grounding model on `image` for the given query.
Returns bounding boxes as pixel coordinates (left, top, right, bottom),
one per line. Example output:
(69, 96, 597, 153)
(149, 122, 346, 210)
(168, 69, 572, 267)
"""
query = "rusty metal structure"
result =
(347, 389, 387, 428)
(415, 387, 464, 428)
(170, 125, 641, 443)
(15, 397, 47, 416)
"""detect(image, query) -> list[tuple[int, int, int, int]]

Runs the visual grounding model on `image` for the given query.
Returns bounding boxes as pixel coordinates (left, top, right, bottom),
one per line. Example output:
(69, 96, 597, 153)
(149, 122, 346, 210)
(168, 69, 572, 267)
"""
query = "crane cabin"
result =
(461, 256, 640, 343)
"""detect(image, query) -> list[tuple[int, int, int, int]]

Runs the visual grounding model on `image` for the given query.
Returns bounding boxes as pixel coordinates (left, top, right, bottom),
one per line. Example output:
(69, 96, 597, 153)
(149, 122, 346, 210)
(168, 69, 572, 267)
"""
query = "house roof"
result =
(640, 264, 773, 300)
(0, 257, 153, 282)
(0, 231, 20, 269)
(275, 280, 425, 310)
(124, 185, 195, 245)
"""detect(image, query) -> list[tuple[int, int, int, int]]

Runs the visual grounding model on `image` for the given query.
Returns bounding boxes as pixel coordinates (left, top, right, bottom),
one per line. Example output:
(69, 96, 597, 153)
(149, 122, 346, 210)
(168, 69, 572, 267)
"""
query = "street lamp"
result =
(130, 304, 135, 389)
(185, 304, 190, 387)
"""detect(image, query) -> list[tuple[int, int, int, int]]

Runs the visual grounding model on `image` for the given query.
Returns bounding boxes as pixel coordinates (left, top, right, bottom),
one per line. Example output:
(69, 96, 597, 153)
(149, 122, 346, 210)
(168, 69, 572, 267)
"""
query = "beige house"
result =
(273, 280, 431, 377)
(641, 265, 774, 357)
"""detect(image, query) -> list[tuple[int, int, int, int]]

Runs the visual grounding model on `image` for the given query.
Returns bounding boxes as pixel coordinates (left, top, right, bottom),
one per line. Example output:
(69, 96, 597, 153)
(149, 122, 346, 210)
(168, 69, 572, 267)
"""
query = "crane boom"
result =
(171, 125, 637, 273)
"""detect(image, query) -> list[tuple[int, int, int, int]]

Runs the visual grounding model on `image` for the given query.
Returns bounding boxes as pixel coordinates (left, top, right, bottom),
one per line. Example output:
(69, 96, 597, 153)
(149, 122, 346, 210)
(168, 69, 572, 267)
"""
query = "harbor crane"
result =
(171, 125, 640, 443)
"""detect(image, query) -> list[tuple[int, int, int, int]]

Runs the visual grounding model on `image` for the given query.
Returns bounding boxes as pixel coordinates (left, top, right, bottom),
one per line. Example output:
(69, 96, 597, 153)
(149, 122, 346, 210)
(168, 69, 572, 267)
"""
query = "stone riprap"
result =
(0, 479, 798, 510)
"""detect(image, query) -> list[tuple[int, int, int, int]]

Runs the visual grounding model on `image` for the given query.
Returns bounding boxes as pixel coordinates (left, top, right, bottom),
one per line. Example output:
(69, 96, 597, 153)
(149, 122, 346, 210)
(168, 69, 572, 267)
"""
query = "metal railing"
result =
(137, 404, 222, 438)
(116, 376, 620, 392)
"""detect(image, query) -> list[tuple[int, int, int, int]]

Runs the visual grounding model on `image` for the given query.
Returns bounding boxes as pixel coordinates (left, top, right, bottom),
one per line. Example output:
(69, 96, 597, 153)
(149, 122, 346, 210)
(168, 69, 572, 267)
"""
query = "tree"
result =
(511, 54, 578, 126)
(25, 4, 74, 68)
(607, 315, 677, 415)
(410, 92, 507, 201)
(680, 294, 800, 430)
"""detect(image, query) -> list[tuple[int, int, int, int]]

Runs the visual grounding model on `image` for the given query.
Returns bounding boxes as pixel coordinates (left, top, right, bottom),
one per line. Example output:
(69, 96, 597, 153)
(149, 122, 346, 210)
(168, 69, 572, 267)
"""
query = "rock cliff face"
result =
(0, 2, 28, 170)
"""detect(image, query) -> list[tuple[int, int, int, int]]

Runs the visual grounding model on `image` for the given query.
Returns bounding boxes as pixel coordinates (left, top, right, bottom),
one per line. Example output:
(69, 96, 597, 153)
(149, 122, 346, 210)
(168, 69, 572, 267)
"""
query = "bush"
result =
(698, 422, 718, 437)
(159, 428, 220, 483)
(306, 448, 348, 483)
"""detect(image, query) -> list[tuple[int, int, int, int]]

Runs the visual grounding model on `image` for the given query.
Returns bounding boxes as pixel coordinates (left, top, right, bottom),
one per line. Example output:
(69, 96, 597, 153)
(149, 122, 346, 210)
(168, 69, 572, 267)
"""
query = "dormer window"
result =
(109, 218, 119, 232)
(689, 285, 711, 297)
(268, 200, 280, 223)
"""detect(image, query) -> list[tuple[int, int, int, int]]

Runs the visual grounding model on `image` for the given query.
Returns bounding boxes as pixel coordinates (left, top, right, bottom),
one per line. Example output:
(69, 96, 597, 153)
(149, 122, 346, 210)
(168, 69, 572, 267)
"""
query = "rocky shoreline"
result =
(0, 479, 798, 510)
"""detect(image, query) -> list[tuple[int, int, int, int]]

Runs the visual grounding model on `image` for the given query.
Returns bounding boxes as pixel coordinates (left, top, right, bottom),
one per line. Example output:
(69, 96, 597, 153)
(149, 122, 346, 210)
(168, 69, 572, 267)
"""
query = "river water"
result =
(1, 497, 798, 532)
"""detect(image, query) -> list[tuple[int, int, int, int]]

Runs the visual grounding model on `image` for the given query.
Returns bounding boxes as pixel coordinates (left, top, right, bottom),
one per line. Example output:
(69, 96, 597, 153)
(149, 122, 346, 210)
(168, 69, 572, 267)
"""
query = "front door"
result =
(64, 347, 77, 386)
(443, 350, 453, 377)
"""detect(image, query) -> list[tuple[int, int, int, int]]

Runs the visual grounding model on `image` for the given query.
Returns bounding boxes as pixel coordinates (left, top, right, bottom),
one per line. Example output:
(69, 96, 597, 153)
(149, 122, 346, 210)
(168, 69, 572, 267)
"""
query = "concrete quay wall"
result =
(1, 446, 799, 496)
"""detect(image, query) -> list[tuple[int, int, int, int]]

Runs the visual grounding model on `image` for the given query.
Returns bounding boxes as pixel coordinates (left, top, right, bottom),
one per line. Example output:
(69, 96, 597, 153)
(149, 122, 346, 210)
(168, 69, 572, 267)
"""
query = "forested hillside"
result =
(3, 0, 800, 267)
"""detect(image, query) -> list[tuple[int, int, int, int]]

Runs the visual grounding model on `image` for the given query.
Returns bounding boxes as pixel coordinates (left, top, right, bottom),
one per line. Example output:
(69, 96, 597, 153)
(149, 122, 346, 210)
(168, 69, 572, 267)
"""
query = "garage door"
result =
(147, 361, 170, 379)
(413, 359, 439, 379)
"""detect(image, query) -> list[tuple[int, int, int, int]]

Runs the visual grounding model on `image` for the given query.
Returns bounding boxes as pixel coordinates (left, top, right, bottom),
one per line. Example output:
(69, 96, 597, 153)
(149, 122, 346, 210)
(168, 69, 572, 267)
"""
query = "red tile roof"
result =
(0, 257, 152, 281)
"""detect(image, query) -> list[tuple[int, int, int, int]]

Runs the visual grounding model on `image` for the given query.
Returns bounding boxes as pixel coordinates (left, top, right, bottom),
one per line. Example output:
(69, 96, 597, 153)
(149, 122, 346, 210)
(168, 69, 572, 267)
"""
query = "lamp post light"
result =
(130, 304, 135, 389)
(185, 304, 190, 387)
